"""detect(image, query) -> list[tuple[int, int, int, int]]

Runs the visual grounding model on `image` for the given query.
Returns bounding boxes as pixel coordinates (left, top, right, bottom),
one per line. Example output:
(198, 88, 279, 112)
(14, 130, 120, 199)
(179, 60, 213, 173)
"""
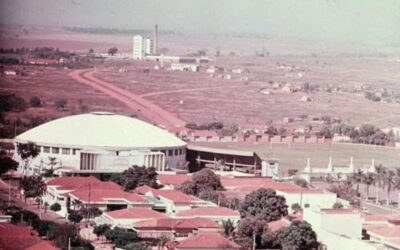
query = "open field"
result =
(94, 55, 400, 128)
(190, 141, 400, 175)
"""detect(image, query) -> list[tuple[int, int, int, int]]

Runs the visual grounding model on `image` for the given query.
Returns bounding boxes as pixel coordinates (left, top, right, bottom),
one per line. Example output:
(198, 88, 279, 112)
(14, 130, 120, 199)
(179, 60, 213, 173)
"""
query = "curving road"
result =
(69, 69, 186, 129)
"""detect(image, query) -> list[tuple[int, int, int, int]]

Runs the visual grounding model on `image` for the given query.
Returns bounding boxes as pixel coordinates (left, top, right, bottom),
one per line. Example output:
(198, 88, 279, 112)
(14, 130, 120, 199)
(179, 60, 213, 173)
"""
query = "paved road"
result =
(0, 179, 67, 223)
(69, 69, 186, 129)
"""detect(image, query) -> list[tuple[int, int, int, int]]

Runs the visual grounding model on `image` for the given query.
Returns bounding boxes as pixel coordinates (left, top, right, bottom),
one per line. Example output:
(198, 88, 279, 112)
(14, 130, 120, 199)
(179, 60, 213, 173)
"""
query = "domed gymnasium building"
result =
(14, 112, 186, 176)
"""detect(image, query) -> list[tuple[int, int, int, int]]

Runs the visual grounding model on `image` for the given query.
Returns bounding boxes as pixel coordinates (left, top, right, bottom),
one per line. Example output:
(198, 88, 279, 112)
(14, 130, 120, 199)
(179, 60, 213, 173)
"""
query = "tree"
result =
(222, 219, 235, 238)
(29, 96, 41, 107)
(51, 223, 80, 249)
(35, 220, 56, 237)
(294, 178, 308, 188)
(104, 227, 140, 248)
(156, 234, 171, 250)
(110, 165, 159, 191)
(375, 165, 386, 204)
(19, 176, 45, 201)
(240, 188, 288, 222)
(236, 217, 272, 249)
(125, 242, 151, 250)
(47, 157, 58, 171)
(350, 170, 364, 195)
(291, 203, 302, 212)
(50, 202, 61, 212)
(275, 221, 320, 250)
(179, 168, 224, 195)
(108, 47, 118, 56)
(55, 98, 67, 110)
(68, 211, 83, 224)
(17, 142, 39, 175)
(88, 48, 94, 54)
(93, 224, 111, 239)
(384, 168, 396, 206)
(11, 209, 39, 225)
(362, 173, 376, 201)
(332, 202, 343, 209)
(0, 154, 18, 175)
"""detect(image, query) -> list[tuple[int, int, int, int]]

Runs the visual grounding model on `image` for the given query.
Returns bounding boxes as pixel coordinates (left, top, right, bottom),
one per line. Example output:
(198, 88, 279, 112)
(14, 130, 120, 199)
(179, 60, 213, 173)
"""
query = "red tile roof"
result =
(133, 185, 157, 194)
(134, 218, 220, 230)
(25, 241, 59, 250)
(158, 174, 192, 186)
(155, 190, 203, 204)
(46, 176, 101, 190)
(0, 223, 56, 250)
(70, 188, 148, 204)
(320, 209, 359, 215)
(367, 225, 400, 238)
(105, 207, 167, 220)
(267, 218, 290, 232)
(177, 233, 240, 249)
(175, 207, 240, 217)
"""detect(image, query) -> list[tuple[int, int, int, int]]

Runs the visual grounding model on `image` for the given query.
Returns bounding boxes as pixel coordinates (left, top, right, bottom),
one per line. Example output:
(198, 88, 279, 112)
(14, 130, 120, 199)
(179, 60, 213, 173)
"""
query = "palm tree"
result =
(374, 165, 386, 204)
(350, 170, 364, 195)
(384, 168, 396, 206)
(362, 173, 376, 201)
(47, 157, 58, 171)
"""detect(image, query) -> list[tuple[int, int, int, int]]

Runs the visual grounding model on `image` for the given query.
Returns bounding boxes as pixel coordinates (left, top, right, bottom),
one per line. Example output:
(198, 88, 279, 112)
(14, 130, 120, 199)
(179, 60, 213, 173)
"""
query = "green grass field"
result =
(191, 142, 400, 175)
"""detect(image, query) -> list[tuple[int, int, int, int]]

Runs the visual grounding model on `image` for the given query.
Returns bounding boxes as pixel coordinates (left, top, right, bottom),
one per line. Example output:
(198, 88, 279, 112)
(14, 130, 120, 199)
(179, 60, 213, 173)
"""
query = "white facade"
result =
(170, 64, 199, 72)
(304, 208, 379, 250)
(133, 35, 154, 60)
(14, 112, 187, 175)
(276, 190, 338, 213)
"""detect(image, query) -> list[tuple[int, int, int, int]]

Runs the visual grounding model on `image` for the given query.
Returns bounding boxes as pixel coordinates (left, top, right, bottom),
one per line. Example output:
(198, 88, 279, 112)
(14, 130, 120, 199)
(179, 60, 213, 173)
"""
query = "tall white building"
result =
(133, 35, 154, 60)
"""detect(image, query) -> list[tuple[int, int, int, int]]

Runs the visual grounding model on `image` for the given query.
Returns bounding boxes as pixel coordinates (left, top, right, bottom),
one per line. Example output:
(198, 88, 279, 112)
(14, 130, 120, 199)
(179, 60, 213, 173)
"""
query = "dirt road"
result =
(69, 69, 186, 129)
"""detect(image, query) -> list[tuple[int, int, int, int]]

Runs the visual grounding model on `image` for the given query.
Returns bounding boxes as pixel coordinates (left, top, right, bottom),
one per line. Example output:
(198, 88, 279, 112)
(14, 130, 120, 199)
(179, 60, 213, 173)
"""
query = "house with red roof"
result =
(176, 233, 240, 250)
(157, 174, 192, 189)
(95, 207, 167, 228)
(42, 176, 103, 217)
(0, 223, 59, 250)
(365, 225, 400, 244)
(175, 207, 240, 225)
(69, 185, 150, 213)
(141, 188, 217, 215)
(220, 176, 337, 212)
(133, 217, 221, 241)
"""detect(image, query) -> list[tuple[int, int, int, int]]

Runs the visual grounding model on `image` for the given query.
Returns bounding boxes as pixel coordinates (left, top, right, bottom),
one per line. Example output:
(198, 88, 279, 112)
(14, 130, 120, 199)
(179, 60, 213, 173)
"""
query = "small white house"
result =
(171, 63, 199, 72)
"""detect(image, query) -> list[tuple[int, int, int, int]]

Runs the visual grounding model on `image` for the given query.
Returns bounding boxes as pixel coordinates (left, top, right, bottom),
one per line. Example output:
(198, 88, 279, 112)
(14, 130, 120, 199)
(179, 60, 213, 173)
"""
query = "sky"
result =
(1, 0, 399, 43)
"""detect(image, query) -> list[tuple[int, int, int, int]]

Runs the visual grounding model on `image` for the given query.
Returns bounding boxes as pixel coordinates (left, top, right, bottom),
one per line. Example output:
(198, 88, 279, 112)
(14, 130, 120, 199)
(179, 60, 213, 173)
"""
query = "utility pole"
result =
(68, 237, 71, 250)
(87, 183, 91, 223)
(8, 177, 12, 207)
(252, 232, 256, 250)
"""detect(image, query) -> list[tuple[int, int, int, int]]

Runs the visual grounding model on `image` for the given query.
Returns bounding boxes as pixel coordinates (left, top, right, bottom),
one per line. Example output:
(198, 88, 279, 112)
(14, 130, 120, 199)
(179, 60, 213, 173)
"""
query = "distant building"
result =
(133, 35, 154, 60)
(170, 63, 199, 72)
(4, 70, 16, 76)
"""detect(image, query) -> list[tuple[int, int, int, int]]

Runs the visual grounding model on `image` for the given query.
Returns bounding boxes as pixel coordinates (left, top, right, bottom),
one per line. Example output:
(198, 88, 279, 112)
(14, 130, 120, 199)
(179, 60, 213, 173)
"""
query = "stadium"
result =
(14, 112, 187, 175)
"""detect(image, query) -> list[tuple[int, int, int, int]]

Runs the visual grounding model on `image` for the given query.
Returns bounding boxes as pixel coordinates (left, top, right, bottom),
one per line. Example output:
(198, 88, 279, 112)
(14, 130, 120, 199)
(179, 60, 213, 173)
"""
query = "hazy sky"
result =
(1, 0, 399, 42)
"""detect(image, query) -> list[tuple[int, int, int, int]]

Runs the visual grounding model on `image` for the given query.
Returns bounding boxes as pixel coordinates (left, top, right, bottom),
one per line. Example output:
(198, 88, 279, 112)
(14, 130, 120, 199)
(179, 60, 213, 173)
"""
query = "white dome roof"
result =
(16, 112, 186, 149)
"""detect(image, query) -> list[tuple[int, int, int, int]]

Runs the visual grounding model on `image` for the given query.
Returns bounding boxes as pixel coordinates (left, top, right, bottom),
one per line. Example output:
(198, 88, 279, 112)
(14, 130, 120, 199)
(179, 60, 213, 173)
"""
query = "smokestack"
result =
(154, 24, 158, 54)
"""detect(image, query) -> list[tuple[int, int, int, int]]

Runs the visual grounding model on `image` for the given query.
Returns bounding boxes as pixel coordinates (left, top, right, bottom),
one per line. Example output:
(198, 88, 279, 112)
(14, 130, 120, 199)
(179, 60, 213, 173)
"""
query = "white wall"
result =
(277, 190, 337, 213)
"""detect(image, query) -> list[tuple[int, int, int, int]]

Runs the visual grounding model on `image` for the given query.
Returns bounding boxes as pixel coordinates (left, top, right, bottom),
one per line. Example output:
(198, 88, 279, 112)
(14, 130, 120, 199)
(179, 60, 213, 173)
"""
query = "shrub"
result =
(68, 211, 83, 223)
(50, 202, 61, 212)
(30, 96, 41, 107)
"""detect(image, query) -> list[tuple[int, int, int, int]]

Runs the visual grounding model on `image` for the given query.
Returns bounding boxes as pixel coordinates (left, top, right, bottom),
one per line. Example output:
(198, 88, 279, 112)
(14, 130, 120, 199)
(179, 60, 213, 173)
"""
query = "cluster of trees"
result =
(327, 165, 400, 207)
(0, 115, 49, 138)
(365, 92, 381, 102)
(177, 169, 319, 249)
(0, 93, 27, 112)
(0, 47, 75, 59)
(6, 208, 93, 249)
(319, 124, 394, 145)
(0, 57, 20, 64)
(185, 121, 224, 130)
(110, 165, 160, 191)
(93, 226, 150, 250)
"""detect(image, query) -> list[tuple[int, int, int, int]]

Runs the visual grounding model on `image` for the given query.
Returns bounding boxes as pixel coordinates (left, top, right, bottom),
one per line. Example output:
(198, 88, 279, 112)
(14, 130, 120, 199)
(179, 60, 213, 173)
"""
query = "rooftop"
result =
(46, 176, 102, 190)
(105, 207, 167, 220)
(157, 174, 192, 186)
(133, 218, 220, 230)
(70, 188, 148, 204)
(367, 225, 400, 238)
(175, 207, 240, 217)
(177, 233, 240, 249)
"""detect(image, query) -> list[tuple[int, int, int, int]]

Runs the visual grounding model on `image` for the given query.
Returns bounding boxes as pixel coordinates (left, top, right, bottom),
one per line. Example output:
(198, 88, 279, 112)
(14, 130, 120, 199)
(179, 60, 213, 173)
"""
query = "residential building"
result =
(170, 64, 199, 72)
(133, 217, 221, 240)
(133, 35, 154, 60)
(95, 207, 167, 228)
(176, 233, 240, 250)
(175, 207, 240, 225)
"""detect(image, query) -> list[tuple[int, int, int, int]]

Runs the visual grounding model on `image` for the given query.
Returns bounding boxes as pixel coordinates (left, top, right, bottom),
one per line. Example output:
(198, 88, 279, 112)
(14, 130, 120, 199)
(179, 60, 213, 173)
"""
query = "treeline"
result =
(320, 123, 393, 145)
(0, 57, 20, 64)
(0, 47, 75, 59)
(185, 121, 224, 130)
(64, 26, 179, 35)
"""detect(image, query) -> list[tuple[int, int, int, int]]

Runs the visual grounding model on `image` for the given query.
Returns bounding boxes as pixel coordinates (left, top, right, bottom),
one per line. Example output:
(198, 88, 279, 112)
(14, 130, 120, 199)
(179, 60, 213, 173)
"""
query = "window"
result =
(179, 148, 183, 155)
(72, 149, 78, 155)
(168, 150, 173, 156)
(174, 149, 179, 156)
(62, 148, 70, 155)
(43, 147, 50, 153)
(52, 147, 60, 154)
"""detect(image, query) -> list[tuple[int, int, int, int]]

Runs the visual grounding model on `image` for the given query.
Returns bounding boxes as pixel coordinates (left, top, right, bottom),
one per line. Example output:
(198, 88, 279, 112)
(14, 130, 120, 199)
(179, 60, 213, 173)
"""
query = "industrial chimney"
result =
(154, 24, 158, 54)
